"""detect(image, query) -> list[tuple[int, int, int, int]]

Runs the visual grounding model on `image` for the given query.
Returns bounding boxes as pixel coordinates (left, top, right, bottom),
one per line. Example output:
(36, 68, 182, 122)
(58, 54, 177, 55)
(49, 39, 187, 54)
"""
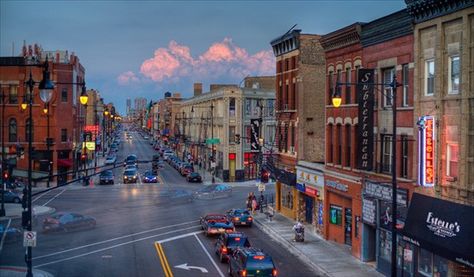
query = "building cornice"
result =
(361, 9, 413, 47)
(405, 0, 474, 23)
(320, 23, 364, 52)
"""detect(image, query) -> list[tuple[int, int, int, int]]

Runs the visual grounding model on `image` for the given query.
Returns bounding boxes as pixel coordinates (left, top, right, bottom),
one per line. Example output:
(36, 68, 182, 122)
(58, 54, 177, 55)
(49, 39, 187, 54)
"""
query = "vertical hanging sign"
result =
(357, 69, 375, 171)
(250, 119, 260, 151)
(418, 115, 435, 187)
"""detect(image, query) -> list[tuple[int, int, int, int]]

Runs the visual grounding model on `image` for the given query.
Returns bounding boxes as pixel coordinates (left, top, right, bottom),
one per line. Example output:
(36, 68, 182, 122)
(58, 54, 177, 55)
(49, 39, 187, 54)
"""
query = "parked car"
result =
(99, 170, 114, 185)
(43, 212, 96, 233)
(1, 190, 22, 203)
(0, 224, 22, 244)
(215, 232, 251, 262)
(123, 168, 138, 184)
(180, 163, 194, 176)
(105, 155, 117, 165)
(228, 248, 278, 277)
(186, 172, 202, 183)
(200, 214, 235, 236)
(226, 209, 253, 227)
(193, 184, 232, 199)
(142, 171, 158, 183)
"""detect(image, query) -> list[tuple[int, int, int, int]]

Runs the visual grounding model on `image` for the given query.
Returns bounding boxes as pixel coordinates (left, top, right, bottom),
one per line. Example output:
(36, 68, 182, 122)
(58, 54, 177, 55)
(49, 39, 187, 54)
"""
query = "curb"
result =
(253, 217, 331, 277)
(0, 266, 54, 277)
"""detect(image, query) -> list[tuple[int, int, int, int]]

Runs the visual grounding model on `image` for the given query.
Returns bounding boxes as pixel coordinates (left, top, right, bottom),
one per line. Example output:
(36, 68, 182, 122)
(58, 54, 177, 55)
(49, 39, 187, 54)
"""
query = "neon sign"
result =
(418, 116, 435, 187)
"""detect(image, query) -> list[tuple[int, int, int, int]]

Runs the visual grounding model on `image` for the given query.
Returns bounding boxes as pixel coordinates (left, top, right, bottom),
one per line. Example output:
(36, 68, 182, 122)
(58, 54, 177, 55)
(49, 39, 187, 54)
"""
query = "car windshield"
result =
(124, 170, 136, 175)
(234, 210, 250, 216)
(101, 171, 113, 176)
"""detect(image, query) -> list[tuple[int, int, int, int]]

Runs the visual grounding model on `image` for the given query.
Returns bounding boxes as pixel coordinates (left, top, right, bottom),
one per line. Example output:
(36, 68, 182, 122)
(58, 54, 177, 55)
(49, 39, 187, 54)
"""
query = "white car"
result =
(163, 150, 174, 160)
(105, 156, 117, 165)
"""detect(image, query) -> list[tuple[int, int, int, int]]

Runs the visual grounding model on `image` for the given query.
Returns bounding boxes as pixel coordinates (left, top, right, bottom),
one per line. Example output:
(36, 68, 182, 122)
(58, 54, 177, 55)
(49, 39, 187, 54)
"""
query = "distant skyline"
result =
(1, 0, 406, 115)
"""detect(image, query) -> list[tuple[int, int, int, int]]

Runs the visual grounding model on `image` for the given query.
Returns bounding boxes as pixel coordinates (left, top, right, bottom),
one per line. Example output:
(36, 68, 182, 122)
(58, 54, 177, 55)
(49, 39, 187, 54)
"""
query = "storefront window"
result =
(281, 185, 293, 209)
(398, 239, 414, 275)
(329, 205, 342, 225)
(379, 229, 392, 262)
(418, 249, 448, 277)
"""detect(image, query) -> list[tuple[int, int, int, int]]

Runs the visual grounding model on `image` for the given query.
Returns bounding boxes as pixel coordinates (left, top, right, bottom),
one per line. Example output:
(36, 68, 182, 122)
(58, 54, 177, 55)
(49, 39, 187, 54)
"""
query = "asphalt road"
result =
(0, 124, 316, 277)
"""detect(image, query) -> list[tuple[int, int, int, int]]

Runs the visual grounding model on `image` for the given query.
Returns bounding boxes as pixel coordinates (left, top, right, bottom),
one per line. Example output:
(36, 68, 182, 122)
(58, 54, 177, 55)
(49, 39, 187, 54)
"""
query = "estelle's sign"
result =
(418, 116, 435, 187)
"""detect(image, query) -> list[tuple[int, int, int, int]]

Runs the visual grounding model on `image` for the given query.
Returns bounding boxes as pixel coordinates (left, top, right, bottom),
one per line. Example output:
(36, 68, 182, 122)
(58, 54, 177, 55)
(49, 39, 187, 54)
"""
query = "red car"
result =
(200, 214, 235, 236)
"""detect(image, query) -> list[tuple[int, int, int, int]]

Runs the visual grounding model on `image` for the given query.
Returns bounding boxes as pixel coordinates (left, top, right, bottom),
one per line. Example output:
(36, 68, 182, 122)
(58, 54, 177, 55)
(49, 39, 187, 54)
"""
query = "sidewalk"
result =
(252, 210, 383, 277)
(195, 165, 275, 187)
(1, 203, 55, 219)
(0, 266, 54, 277)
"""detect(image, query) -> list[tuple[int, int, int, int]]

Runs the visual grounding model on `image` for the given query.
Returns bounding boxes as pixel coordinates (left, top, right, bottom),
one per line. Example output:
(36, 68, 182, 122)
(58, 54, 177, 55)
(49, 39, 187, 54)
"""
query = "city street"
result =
(0, 128, 316, 277)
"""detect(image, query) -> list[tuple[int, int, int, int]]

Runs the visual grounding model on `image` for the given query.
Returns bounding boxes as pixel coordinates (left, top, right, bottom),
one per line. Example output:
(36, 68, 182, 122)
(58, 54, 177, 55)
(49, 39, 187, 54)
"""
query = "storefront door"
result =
(304, 195, 313, 224)
(344, 208, 352, 246)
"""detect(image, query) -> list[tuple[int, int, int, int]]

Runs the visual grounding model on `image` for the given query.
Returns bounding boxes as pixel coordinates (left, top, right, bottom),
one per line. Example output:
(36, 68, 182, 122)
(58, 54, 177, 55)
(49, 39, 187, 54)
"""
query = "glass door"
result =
(344, 208, 352, 245)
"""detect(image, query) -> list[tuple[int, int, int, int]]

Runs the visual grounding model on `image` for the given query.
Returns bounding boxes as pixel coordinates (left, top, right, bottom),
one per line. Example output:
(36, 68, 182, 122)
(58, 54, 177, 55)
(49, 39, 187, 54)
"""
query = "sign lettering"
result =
(250, 119, 260, 151)
(357, 69, 375, 171)
(418, 116, 436, 187)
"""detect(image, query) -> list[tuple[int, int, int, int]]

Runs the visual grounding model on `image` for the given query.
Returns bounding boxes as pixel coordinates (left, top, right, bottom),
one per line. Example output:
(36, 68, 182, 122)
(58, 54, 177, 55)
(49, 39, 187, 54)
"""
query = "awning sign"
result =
(402, 193, 474, 268)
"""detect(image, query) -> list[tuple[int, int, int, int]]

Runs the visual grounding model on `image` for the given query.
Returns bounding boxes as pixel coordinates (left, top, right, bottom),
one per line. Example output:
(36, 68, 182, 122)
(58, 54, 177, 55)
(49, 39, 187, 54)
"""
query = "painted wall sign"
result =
(362, 198, 376, 226)
(326, 180, 348, 192)
(357, 69, 375, 171)
(364, 181, 408, 207)
(417, 115, 436, 187)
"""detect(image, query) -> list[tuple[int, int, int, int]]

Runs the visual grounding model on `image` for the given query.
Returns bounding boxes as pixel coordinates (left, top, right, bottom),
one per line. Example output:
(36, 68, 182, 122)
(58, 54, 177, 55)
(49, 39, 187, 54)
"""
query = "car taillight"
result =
(241, 269, 247, 277)
(222, 246, 228, 254)
(247, 217, 253, 221)
(234, 217, 240, 221)
(272, 269, 278, 276)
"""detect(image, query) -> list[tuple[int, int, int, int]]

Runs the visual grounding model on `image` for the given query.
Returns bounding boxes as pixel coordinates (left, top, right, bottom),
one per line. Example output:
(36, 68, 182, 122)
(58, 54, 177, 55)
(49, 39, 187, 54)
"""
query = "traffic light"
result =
(81, 154, 87, 161)
(235, 134, 241, 144)
(3, 171, 8, 180)
(261, 170, 270, 183)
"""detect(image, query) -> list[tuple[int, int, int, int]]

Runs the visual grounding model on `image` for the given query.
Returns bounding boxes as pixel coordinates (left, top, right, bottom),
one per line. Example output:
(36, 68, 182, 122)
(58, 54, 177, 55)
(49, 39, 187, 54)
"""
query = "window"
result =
(284, 124, 288, 152)
(228, 126, 236, 144)
(278, 85, 282, 110)
(25, 118, 34, 142)
(61, 88, 68, 102)
(379, 230, 392, 262)
(292, 81, 296, 110)
(329, 205, 342, 225)
(383, 68, 395, 107)
(336, 69, 342, 99)
(8, 118, 17, 142)
(401, 135, 408, 178)
(345, 67, 351, 104)
(290, 125, 295, 151)
(245, 99, 251, 116)
(282, 185, 293, 209)
(336, 124, 342, 165)
(266, 100, 274, 117)
(418, 250, 448, 277)
(229, 98, 235, 117)
(8, 85, 18, 104)
(446, 144, 458, 178)
(402, 64, 409, 107)
(382, 135, 392, 173)
(61, 129, 68, 142)
(425, 60, 435, 96)
(328, 71, 334, 105)
(328, 124, 333, 163)
(345, 125, 351, 167)
(448, 55, 460, 94)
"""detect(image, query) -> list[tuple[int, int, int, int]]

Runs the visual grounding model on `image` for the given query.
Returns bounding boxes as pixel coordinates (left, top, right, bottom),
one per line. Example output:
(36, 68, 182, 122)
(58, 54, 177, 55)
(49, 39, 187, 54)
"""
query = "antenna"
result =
(282, 24, 298, 37)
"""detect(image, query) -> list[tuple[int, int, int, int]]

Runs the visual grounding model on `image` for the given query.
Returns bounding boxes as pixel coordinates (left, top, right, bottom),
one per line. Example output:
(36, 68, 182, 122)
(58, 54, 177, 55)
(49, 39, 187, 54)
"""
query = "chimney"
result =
(193, 83, 202, 96)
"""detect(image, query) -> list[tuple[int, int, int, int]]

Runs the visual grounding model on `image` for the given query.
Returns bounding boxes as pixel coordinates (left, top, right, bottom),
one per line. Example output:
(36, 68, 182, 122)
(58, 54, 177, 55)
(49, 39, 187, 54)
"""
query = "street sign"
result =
(85, 142, 96, 150)
(23, 231, 37, 247)
(205, 138, 220, 145)
(258, 183, 266, 192)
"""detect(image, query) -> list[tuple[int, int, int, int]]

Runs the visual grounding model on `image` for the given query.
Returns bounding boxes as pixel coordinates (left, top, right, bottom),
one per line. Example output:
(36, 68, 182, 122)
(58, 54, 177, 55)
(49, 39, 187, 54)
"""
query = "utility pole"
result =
(210, 103, 215, 183)
(46, 103, 51, 188)
(0, 90, 5, 217)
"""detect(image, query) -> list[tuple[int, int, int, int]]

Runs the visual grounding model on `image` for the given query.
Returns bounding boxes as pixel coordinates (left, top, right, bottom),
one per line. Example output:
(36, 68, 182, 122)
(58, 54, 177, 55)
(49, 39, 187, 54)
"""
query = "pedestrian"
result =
(251, 198, 258, 215)
(246, 193, 252, 210)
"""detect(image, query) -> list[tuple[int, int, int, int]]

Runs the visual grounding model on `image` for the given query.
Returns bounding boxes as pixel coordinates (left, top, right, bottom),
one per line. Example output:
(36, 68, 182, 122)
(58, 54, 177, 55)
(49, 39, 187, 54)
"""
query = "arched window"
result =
(327, 124, 333, 163)
(25, 118, 34, 142)
(8, 118, 17, 142)
(345, 124, 351, 167)
(229, 98, 236, 117)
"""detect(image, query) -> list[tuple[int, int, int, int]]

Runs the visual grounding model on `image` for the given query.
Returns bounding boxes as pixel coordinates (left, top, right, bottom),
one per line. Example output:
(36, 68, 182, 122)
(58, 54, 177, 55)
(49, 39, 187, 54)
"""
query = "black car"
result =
(99, 170, 114, 185)
(186, 172, 202, 183)
(228, 248, 277, 277)
(43, 212, 96, 233)
(123, 168, 138, 183)
(215, 232, 251, 262)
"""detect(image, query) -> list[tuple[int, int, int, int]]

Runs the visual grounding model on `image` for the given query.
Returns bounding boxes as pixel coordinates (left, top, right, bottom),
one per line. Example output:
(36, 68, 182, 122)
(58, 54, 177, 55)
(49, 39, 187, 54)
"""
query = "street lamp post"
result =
(333, 75, 400, 277)
(0, 89, 5, 217)
(43, 103, 51, 188)
(103, 108, 109, 157)
(22, 58, 54, 277)
(80, 91, 88, 186)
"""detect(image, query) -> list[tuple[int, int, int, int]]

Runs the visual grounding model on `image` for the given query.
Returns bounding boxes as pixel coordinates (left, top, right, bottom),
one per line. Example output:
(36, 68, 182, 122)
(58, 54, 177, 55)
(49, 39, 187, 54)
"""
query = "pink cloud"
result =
(117, 71, 139, 85)
(124, 38, 275, 86)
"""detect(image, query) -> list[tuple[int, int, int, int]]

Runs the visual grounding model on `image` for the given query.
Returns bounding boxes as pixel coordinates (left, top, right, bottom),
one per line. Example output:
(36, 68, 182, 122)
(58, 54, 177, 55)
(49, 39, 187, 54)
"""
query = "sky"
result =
(1, 0, 406, 115)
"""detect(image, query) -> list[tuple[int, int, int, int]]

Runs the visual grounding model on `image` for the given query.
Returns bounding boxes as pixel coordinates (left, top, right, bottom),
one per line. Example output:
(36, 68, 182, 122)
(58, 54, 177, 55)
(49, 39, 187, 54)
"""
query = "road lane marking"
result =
(33, 220, 199, 260)
(32, 189, 50, 203)
(34, 225, 200, 268)
(156, 231, 202, 244)
(194, 233, 225, 277)
(42, 189, 66, 206)
(0, 219, 12, 252)
(155, 242, 173, 277)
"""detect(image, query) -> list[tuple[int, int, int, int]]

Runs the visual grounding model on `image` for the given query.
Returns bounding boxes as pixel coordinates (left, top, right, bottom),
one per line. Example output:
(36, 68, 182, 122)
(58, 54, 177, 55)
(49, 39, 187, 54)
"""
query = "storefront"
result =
(324, 175, 362, 259)
(401, 193, 474, 276)
(361, 180, 410, 274)
(296, 163, 324, 235)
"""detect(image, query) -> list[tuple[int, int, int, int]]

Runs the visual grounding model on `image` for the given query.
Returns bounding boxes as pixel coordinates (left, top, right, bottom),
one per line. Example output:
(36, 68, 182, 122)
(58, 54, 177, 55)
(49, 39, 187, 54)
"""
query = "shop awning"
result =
(57, 159, 73, 168)
(402, 193, 474, 268)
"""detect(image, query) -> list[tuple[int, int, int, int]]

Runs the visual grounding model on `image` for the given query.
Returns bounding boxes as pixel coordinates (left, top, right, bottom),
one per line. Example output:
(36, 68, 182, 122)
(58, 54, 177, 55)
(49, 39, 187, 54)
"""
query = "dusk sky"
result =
(1, 0, 406, 115)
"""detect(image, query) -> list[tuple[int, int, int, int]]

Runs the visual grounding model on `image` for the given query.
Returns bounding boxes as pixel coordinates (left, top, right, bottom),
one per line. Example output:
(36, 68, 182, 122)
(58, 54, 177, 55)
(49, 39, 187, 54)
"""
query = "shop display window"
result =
(418, 249, 448, 277)
(329, 205, 342, 225)
(282, 185, 293, 209)
(397, 239, 414, 276)
(379, 229, 392, 262)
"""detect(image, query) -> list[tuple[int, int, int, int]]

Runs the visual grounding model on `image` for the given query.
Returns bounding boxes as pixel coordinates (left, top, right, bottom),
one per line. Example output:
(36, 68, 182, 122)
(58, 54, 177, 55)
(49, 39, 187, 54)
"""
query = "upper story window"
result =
(448, 55, 460, 94)
(402, 64, 409, 107)
(328, 71, 334, 105)
(425, 59, 435, 96)
(336, 69, 342, 97)
(228, 126, 236, 144)
(266, 100, 274, 117)
(345, 67, 351, 104)
(61, 88, 68, 102)
(8, 118, 17, 142)
(229, 98, 235, 117)
(381, 135, 393, 174)
(382, 68, 395, 107)
(61, 128, 68, 142)
(245, 99, 251, 116)
(8, 85, 18, 104)
(446, 144, 458, 178)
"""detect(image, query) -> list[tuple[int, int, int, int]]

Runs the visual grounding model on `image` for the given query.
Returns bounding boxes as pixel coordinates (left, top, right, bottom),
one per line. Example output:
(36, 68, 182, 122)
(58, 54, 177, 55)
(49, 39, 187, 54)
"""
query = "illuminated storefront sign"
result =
(418, 116, 435, 187)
